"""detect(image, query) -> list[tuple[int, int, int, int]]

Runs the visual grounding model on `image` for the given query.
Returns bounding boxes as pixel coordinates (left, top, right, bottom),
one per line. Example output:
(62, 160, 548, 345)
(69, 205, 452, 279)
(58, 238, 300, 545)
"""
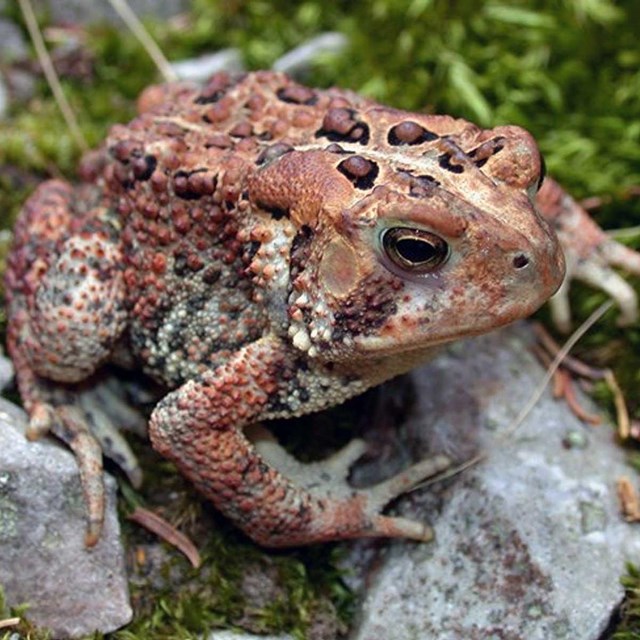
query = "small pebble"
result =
(562, 428, 588, 450)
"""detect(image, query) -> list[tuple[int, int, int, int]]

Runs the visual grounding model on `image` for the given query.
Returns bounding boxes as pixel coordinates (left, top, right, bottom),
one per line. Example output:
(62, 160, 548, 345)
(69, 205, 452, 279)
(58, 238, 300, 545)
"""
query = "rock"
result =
(0, 398, 132, 638)
(172, 49, 245, 83)
(346, 324, 640, 640)
(271, 32, 348, 75)
(27, 0, 188, 25)
(0, 350, 13, 393)
(0, 18, 28, 62)
(0, 18, 28, 117)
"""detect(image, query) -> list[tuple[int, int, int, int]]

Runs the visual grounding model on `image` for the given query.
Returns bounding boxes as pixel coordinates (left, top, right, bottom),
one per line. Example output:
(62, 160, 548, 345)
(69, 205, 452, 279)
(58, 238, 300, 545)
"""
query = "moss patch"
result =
(113, 437, 354, 640)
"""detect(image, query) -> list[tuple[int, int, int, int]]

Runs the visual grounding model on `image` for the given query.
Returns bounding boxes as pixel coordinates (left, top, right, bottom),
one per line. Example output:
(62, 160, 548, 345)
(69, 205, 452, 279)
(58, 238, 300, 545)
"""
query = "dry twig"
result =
(617, 476, 640, 522)
(0, 617, 20, 630)
(128, 507, 201, 568)
(107, 0, 177, 82)
(17, 0, 88, 151)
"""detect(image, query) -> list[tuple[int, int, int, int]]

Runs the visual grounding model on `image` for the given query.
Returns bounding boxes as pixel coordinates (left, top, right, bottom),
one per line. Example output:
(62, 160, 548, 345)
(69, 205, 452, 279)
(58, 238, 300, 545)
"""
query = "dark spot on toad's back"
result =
(194, 72, 238, 104)
(276, 86, 317, 106)
(173, 169, 216, 200)
(337, 156, 379, 190)
(255, 143, 294, 166)
(229, 121, 253, 138)
(315, 108, 370, 144)
(398, 170, 441, 198)
(468, 137, 506, 168)
(132, 155, 157, 181)
(387, 121, 438, 146)
(438, 153, 465, 174)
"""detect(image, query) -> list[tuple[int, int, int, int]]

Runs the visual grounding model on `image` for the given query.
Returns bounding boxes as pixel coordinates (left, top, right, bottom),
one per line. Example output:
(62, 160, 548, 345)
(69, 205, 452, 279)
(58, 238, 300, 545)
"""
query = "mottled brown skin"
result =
(6, 71, 639, 547)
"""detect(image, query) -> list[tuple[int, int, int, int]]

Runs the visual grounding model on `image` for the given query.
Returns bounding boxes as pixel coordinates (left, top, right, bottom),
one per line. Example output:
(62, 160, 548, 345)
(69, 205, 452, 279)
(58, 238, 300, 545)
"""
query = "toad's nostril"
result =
(513, 254, 530, 269)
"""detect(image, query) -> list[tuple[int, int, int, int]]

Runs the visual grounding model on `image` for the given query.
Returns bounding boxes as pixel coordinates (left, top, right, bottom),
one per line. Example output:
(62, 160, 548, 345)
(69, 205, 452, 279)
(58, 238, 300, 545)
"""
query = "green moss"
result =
(614, 564, 640, 639)
(115, 541, 351, 640)
(110, 440, 352, 640)
(0, 584, 52, 640)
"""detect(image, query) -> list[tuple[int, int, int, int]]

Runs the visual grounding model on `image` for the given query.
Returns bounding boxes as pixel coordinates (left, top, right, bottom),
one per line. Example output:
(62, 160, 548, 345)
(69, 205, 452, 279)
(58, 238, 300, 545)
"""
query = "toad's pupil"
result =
(382, 227, 448, 273)
(396, 237, 438, 264)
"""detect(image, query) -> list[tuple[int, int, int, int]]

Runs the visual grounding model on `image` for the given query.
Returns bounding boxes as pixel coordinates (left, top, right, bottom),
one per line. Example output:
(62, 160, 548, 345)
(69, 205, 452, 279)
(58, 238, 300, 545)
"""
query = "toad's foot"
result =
(19, 368, 145, 546)
(537, 178, 640, 331)
(150, 337, 450, 547)
(250, 424, 451, 542)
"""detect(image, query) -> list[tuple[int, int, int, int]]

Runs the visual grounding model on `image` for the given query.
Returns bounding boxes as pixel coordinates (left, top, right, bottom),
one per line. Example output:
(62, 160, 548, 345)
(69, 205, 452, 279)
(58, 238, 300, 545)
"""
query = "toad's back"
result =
(88, 71, 557, 387)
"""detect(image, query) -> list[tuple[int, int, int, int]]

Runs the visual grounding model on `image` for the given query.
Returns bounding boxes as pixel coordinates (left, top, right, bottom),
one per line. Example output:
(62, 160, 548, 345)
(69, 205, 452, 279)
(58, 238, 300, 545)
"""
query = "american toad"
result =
(6, 71, 640, 547)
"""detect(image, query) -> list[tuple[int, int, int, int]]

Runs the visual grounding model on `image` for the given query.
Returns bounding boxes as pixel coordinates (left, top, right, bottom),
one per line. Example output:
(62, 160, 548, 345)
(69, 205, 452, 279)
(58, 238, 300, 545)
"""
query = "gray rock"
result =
(0, 18, 28, 63)
(347, 324, 640, 640)
(27, 0, 188, 24)
(0, 398, 132, 638)
(172, 49, 245, 83)
(0, 349, 13, 393)
(272, 32, 348, 75)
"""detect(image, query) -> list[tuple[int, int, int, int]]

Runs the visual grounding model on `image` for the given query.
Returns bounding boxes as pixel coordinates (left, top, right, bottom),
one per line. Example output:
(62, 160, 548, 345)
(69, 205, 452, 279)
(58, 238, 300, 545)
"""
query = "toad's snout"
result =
(502, 224, 566, 316)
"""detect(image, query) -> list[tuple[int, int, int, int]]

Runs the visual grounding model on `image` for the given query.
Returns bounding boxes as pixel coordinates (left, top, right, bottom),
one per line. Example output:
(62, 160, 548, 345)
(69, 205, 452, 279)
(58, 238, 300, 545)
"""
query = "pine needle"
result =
(107, 0, 178, 83)
(17, 0, 88, 152)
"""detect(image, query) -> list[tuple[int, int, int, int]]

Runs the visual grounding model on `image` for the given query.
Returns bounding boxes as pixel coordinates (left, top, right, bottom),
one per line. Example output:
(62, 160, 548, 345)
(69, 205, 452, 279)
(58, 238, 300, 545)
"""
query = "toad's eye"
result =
(381, 227, 449, 273)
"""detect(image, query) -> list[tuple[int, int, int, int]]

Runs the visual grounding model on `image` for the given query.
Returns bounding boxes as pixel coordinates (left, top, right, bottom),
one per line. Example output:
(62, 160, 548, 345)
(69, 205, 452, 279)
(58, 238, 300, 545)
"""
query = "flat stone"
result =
(0, 18, 28, 62)
(0, 398, 132, 638)
(0, 350, 13, 392)
(272, 32, 348, 75)
(347, 324, 640, 640)
(172, 49, 245, 83)
(27, 0, 188, 24)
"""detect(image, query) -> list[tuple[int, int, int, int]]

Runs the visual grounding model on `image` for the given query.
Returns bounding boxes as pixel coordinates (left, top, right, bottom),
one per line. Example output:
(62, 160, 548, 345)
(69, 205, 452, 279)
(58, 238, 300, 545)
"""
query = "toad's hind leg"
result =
(149, 337, 450, 547)
(6, 179, 129, 545)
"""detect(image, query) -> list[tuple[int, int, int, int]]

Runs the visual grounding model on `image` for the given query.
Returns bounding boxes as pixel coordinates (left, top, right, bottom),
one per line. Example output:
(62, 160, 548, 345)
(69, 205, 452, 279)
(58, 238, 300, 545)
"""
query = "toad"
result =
(6, 71, 640, 546)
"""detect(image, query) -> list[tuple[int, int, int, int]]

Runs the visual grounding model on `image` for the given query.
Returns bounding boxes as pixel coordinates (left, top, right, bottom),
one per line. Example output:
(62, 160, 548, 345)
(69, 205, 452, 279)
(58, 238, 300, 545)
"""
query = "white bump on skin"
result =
(292, 329, 312, 352)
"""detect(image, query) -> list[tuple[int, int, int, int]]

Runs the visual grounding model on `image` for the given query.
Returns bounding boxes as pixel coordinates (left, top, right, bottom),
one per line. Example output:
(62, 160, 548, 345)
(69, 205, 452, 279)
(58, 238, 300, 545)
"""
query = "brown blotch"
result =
(337, 156, 379, 190)
(173, 169, 217, 200)
(468, 136, 506, 168)
(110, 139, 143, 163)
(438, 153, 465, 174)
(203, 101, 232, 124)
(276, 85, 318, 106)
(387, 121, 439, 146)
(194, 72, 235, 105)
(229, 121, 253, 138)
(316, 108, 370, 145)
(399, 170, 441, 198)
(255, 143, 294, 166)
(132, 155, 157, 181)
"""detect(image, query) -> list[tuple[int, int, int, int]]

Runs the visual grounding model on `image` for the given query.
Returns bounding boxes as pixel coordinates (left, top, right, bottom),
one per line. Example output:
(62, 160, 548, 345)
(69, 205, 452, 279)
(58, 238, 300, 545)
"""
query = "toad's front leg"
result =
(149, 336, 449, 547)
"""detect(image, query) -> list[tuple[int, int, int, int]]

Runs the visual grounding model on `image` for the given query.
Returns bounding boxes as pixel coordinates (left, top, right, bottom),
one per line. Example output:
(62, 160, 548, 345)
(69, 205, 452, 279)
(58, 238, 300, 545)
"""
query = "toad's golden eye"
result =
(381, 227, 449, 273)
